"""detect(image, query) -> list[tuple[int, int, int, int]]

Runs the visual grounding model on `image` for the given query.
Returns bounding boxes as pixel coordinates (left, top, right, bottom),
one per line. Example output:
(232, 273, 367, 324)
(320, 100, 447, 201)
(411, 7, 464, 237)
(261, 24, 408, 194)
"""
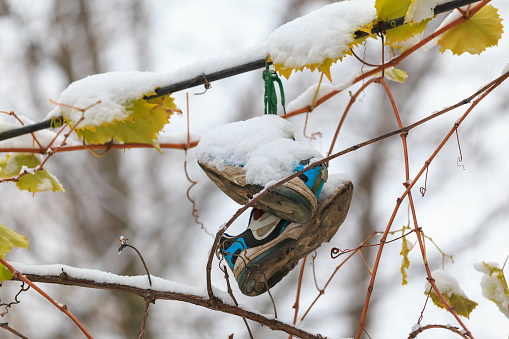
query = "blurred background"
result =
(0, 0, 508, 338)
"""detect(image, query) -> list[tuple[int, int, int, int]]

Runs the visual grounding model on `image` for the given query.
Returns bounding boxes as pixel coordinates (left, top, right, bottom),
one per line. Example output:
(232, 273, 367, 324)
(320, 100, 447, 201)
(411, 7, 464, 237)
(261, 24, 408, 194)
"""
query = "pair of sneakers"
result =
(197, 116, 353, 296)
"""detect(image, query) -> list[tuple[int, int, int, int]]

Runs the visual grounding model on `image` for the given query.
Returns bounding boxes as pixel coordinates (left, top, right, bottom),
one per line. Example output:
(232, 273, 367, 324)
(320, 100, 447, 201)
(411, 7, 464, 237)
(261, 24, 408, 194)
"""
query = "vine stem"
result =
(289, 256, 307, 339)
(299, 232, 378, 322)
(0, 322, 28, 339)
(0, 258, 93, 338)
(0, 141, 199, 154)
(354, 67, 508, 339)
(408, 323, 471, 338)
(327, 77, 378, 158)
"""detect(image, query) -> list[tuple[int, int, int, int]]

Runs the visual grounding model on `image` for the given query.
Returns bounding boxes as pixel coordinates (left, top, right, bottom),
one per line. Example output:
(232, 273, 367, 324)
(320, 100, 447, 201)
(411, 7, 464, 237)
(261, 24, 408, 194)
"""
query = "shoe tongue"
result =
(252, 208, 265, 220)
(249, 210, 281, 240)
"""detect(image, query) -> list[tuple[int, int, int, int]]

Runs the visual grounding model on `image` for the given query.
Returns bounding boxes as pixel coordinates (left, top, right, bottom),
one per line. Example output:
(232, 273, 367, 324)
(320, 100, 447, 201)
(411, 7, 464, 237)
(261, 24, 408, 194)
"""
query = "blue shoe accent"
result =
(295, 160, 327, 198)
(219, 209, 290, 271)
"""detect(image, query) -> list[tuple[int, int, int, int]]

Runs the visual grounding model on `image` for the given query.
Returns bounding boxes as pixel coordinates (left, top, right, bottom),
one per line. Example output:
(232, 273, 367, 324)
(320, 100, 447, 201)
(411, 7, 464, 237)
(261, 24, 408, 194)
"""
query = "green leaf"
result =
(0, 153, 65, 193)
(0, 223, 29, 258)
(425, 270, 478, 318)
(72, 93, 180, 152)
(385, 67, 408, 83)
(0, 265, 13, 281)
(438, 4, 504, 55)
(475, 262, 509, 318)
(0, 222, 29, 281)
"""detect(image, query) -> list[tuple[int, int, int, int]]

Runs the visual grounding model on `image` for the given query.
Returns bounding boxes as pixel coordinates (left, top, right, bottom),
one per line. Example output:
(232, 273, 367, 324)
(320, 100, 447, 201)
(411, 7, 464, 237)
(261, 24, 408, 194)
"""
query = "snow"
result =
(19, 165, 36, 175)
(410, 323, 421, 332)
(474, 262, 509, 317)
(9, 261, 236, 305)
(157, 130, 201, 145)
(503, 63, 509, 75)
(46, 71, 171, 128)
(45, 47, 267, 129)
(406, 0, 451, 23)
(195, 115, 323, 186)
(286, 79, 355, 112)
(425, 269, 467, 298)
(36, 178, 53, 191)
(264, 0, 376, 71)
(318, 173, 351, 201)
(4, 153, 22, 175)
(423, 7, 463, 50)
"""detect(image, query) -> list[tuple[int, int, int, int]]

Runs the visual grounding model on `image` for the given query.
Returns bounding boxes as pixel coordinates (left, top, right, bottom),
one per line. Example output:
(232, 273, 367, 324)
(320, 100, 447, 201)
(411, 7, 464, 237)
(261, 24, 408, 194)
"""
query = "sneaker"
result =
(218, 174, 353, 296)
(219, 208, 288, 271)
(199, 160, 328, 224)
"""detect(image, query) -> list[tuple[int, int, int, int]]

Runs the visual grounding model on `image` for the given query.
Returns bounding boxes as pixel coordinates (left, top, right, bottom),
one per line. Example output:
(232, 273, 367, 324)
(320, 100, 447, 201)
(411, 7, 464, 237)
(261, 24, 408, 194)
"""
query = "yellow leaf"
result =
(429, 291, 478, 319)
(386, 20, 429, 45)
(425, 270, 478, 318)
(73, 94, 180, 152)
(0, 153, 65, 193)
(406, 0, 438, 23)
(400, 228, 411, 285)
(375, 0, 430, 46)
(376, 0, 409, 20)
(438, 4, 504, 56)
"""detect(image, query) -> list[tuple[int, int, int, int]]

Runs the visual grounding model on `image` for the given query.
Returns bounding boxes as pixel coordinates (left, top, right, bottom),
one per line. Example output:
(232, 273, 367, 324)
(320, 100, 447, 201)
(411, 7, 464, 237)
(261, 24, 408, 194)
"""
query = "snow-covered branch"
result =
(9, 262, 323, 339)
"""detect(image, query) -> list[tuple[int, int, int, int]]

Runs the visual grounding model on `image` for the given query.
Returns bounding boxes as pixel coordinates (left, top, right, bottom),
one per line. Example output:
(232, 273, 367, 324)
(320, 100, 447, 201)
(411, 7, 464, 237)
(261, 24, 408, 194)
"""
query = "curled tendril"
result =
(0, 282, 29, 317)
(50, 116, 64, 129)
(331, 247, 346, 259)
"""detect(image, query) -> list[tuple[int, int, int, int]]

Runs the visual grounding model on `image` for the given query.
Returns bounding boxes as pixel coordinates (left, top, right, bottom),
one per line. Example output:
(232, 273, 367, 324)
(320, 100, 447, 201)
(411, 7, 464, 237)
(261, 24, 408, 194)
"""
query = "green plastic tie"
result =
(263, 60, 286, 115)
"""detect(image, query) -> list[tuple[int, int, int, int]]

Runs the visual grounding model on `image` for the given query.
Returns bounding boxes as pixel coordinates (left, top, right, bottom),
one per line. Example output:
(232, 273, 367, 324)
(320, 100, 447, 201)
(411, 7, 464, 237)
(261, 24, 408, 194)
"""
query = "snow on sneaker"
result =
(196, 115, 327, 224)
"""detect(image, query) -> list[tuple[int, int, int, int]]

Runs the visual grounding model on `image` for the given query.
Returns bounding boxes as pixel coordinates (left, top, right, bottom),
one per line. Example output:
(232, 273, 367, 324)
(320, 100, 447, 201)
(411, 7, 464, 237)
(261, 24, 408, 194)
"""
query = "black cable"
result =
(0, 118, 55, 142)
(0, 0, 479, 142)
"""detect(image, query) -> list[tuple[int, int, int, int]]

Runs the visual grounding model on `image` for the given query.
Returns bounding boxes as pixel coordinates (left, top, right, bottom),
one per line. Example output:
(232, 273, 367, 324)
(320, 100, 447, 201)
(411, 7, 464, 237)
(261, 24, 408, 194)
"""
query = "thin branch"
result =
(300, 232, 378, 323)
(11, 266, 323, 339)
(0, 258, 93, 339)
(0, 141, 200, 154)
(118, 239, 153, 288)
(0, 322, 29, 339)
(289, 256, 307, 339)
(327, 77, 378, 158)
(408, 324, 471, 339)
(220, 265, 254, 339)
(139, 299, 150, 339)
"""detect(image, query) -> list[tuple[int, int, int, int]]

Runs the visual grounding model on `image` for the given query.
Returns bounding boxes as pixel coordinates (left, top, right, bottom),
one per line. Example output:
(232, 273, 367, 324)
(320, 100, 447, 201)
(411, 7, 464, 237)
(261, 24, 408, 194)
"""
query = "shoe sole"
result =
(233, 178, 354, 296)
(199, 162, 317, 224)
